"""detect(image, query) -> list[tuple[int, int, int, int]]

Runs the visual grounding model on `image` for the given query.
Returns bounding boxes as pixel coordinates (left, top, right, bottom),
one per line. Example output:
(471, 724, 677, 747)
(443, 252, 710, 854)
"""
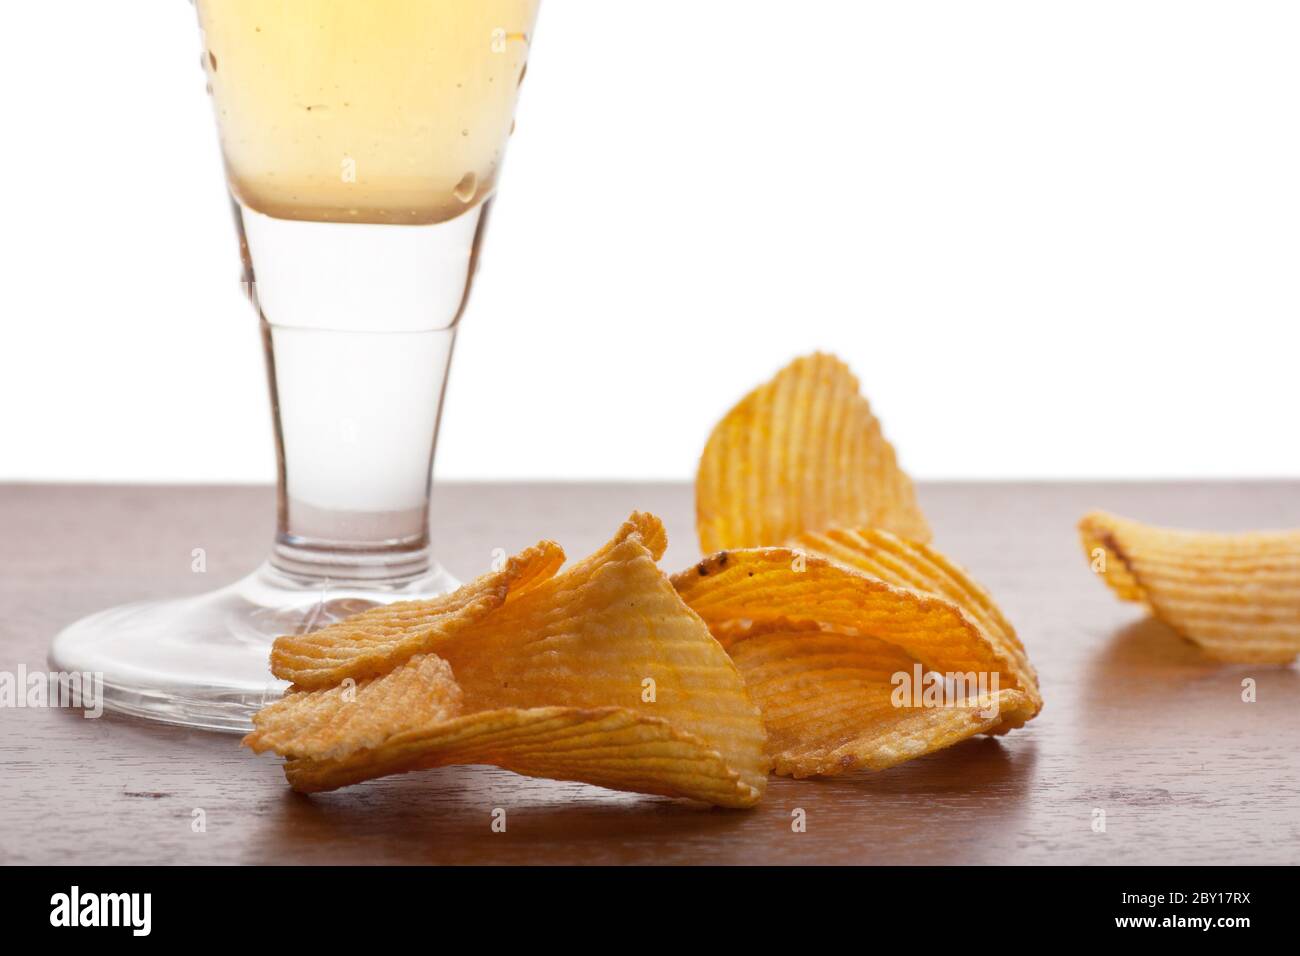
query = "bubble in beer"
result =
(453, 172, 477, 204)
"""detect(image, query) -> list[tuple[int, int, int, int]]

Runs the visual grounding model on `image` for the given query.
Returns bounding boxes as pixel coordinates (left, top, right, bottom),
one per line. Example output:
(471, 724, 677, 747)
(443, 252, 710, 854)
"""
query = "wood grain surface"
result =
(1, 481, 1298, 865)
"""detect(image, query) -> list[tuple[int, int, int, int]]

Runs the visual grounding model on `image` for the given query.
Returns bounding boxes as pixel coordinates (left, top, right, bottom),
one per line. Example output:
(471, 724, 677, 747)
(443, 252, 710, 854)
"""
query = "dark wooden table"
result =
(1, 481, 1297, 865)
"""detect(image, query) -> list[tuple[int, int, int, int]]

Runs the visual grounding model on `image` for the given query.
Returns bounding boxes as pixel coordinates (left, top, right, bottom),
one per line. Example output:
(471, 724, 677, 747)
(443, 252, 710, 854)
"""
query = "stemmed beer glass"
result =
(50, 0, 542, 730)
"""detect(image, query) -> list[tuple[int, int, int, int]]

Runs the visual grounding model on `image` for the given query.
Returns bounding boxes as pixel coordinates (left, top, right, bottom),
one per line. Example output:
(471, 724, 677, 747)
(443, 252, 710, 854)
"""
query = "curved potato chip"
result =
(1079, 515, 1146, 604)
(269, 538, 565, 689)
(281, 705, 760, 807)
(792, 527, 1040, 718)
(696, 353, 930, 554)
(248, 514, 768, 808)
(1080, 511, 1300, 664)
(672, 548, 1026, 694)
(727, 620, 1036, 776)
(246, 653, 463, 761)
(425, 511, 767, 802)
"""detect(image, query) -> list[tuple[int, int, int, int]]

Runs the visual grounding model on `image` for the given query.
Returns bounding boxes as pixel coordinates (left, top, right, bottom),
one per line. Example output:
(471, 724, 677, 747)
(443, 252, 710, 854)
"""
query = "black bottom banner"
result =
(4, 865, 1285, 942)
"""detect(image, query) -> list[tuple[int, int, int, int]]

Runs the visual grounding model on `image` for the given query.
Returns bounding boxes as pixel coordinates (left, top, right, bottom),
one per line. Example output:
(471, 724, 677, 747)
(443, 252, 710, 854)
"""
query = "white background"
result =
(3, 1, 1298, 483)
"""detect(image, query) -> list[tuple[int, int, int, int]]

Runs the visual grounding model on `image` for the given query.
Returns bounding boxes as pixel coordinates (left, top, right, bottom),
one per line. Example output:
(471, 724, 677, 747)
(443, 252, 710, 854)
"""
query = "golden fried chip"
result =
(792, 527, 1040, 718)
(695, 353, 930, 554)
(280, 705, 762, 807)
(248, 513, 768, 808)
(270, 538, 565, 689)
(727, 620, 1036, 776)
(1079, 514, 1147, 604)
(1080, 511, 1300, 664)
(246, 653, 463, 761)
(674, 548, 1026, 690)
(672, 547, 1037, 748)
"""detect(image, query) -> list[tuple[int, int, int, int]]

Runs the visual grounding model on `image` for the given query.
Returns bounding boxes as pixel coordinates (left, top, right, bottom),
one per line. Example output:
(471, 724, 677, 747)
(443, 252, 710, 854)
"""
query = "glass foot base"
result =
(48, 563, 460, 734)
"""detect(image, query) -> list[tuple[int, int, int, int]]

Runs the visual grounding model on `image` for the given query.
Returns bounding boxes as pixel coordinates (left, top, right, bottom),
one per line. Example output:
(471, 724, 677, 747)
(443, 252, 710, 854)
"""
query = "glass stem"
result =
(233, 200, 488, 590)
(261, 319, 457, 588)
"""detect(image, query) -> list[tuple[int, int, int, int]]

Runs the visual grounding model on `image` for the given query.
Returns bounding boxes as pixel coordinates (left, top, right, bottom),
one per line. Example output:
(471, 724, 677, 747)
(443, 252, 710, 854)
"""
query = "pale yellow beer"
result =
(197, 0, 540, 224)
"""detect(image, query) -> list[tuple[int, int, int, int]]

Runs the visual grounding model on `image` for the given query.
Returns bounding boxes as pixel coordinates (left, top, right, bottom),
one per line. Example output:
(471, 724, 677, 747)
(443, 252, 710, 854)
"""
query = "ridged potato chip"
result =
(726, 620, 1036, 776)
(246, 653, 464, 761)
(696, 353, 930, 553)
(247, 514, 768, 808)
(671, 547, 1037, 772)
(270, 539, 565, 689)
(277, 704, 762, 806)
(1080, 510, 1300, 664)
(689, 353, 1039, 774)
(673, 549, 1028, 694)
(792, 527, 1040, 719)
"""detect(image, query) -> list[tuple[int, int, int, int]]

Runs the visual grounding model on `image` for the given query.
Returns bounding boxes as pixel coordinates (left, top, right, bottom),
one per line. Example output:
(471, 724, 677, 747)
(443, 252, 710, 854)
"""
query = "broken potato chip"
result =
(1080, 510, 1300, 664)
(695, 352, 931, 553)
(671, 545, 1039, 775)
(246, 514, 768, 808)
